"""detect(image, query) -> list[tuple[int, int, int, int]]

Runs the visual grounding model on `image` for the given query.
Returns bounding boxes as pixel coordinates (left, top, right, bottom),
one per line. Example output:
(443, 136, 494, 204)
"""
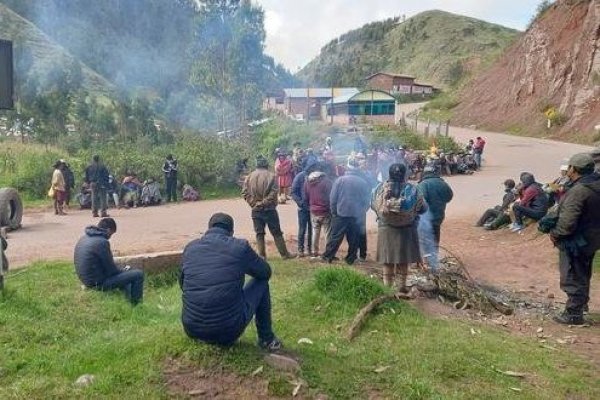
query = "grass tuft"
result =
(314, 267, 387, 306)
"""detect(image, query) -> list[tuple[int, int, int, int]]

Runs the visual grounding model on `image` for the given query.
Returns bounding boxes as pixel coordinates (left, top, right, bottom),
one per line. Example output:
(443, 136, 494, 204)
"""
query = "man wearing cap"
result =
(418, 164, 454, 246)
(549, 153, 600, 325)
(242, 156, 294, 259)
(180, 213, 282, 351)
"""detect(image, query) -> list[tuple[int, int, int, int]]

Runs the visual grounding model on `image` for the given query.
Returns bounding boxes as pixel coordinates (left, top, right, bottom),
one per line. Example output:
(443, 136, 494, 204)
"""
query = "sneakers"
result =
(509, 223, 524, 232)
(553, 312, 585, 325)
(258, 337, 283, 352)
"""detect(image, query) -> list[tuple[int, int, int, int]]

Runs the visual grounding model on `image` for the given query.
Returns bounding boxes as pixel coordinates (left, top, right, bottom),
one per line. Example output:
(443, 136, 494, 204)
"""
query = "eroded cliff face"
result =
(454, 0, 600, 143)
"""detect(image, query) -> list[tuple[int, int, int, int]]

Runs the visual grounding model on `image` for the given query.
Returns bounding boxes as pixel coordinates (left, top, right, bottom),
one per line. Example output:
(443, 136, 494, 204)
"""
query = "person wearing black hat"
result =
(180, 212, 282, 351)
(549, 153, 600, 325)
(475, 179, 516, 230)
(242, 155, 294, 259)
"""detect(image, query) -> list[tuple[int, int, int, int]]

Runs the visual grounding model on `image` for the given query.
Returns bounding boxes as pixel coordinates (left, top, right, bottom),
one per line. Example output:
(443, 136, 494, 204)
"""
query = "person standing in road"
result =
(242, 155, 295, 260)
(51, 160, 67, 216)
(304, 162, 333, 258)
(291, 159, 316, 257)
(417, 164, 454, 247)
(61, 159, 75, 208)
(473, 136, 486, 170)
(162, 154, 178, 203)
(549, 153, 600, 325)
(85, 155, 110, 218)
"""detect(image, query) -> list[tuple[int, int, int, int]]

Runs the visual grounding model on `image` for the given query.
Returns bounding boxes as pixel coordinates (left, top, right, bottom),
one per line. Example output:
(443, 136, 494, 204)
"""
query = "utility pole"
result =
(330, 86, 334, 125)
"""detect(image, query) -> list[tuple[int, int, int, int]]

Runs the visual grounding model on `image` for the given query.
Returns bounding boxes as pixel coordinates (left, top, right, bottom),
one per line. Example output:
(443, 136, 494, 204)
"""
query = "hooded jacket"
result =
(180, 227, 271, 343)
(418, 173, 454, 226)
(74, 226, 121, 287)
(304, 172, 333, 216)
(551, 173, 600, 255)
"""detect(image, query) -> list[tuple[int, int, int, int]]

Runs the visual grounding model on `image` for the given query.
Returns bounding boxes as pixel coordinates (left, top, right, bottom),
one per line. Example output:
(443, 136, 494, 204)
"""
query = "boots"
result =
(274, 235, 295, 259)
(383, 264, 395, 287)
(256, 234, 267, 259)
(394, 264, 409, 293)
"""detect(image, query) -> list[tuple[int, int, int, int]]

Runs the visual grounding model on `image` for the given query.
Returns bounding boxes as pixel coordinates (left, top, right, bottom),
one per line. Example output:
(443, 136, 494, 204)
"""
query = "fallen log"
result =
(347, 293, 411, 341)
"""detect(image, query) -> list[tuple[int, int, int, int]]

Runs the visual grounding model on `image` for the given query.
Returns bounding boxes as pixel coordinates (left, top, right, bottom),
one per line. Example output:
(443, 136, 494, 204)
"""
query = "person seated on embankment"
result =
(179, 213, 282, 352)
(74, 218, 145, 305)
(508, 172, 549, 232)
(475, 179, 516, 230)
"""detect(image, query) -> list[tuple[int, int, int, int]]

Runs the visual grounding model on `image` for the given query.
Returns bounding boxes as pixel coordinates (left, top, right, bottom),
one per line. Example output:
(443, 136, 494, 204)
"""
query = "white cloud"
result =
(255, 0, 541, 70)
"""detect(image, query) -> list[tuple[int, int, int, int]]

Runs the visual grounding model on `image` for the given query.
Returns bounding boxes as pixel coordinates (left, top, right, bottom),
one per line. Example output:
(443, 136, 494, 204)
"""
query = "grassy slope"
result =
(0, 3, 115, 96)
(298, 10, 519, 88)
(1, 262, 598, 399)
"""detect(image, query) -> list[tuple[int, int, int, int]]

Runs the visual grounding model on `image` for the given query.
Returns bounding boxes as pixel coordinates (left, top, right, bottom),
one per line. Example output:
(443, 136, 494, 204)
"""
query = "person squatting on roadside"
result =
(73, 218, 145, 305)
(547, 153, 600, 325)
(417, 164, 454, 246)
(476, 179, 516, 230)
(373, 163, 426, 289)
(509, 172, 548, 232)
(163, 154, 178, 203)
(242, 155, 295, 260)
(320, 157, 371, 265)
(304, 162, 333, 258)
(85, 155, 110, 218)
(291, 158, 317, 257)
(180, 213, 282, 351)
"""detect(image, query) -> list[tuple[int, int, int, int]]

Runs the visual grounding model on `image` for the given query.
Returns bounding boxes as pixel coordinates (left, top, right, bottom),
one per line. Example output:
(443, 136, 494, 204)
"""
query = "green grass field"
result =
(1, 262, 598, 399)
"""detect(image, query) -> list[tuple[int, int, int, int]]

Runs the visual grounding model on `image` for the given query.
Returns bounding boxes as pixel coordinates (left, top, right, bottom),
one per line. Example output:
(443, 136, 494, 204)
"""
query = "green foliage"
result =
(528, 0, 555, 28)
(314, 268, 387, 306)
(1, 261, 599, 399)
(298, 10, 519, 88)
(419, 93, 460, 123)
(252, 119, 313, 158)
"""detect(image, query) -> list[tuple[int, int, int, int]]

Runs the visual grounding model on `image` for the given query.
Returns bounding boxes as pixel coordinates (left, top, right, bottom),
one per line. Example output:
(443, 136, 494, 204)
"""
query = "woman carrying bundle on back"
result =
(372, 163, 426, 291)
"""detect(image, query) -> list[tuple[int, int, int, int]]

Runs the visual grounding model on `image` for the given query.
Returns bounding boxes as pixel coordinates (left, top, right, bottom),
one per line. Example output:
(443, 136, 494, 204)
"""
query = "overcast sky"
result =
(255, 0, 541, 71)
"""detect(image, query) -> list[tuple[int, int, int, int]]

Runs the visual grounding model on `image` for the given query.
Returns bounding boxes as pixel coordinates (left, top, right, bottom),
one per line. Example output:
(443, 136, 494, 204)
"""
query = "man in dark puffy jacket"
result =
(510, 172, 548, 232)
(74, 218, 144, 305)
(291, 159, 317, 257)
(84, 155, 110, 218)
(180, 213, 282, 351)
(550, 153, 600, 325)
(242, 155, 294, 259)
(418, 165, 454, 246)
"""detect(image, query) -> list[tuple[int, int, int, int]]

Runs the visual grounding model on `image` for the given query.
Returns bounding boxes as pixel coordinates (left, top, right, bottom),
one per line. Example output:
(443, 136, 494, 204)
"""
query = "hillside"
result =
(298, 10, 519, 88)
(453, 0, 600, 143)
(0, 3, 115, 97)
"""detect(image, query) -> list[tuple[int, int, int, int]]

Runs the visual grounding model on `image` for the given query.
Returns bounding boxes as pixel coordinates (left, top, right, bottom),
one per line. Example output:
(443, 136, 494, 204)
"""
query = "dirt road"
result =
(5, 118, 595, 305)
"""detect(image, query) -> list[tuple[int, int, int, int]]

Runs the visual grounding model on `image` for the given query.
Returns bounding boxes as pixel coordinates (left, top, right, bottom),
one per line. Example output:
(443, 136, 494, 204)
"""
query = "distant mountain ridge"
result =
(298, 10, 519, 88)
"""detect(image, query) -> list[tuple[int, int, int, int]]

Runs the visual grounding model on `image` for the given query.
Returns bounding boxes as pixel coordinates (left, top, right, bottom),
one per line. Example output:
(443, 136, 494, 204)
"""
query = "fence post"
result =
(445, 120, 450, 137)
(425, 119, 430, 137)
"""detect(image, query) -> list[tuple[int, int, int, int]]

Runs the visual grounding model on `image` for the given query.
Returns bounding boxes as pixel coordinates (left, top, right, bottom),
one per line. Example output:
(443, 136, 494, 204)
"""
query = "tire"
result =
(0, 188, 23, 230)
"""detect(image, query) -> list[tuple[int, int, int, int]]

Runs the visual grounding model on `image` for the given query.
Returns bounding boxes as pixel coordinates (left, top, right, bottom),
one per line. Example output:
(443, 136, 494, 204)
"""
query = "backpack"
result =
(372, 181, 420, 227)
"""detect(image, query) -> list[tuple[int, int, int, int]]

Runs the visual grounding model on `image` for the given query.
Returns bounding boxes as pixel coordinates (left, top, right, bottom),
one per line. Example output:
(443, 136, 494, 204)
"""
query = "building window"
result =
(348, 101, 395, 116)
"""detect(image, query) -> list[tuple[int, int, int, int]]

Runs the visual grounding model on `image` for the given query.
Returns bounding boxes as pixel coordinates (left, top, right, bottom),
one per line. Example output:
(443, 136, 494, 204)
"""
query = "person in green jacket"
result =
(418, 165, 454, 246)
(549, 153, 600, 325)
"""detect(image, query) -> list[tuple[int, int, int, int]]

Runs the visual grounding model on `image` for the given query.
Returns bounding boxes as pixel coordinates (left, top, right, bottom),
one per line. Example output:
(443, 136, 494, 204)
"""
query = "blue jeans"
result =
(242, 279, 275, 344)
(473, 152, 482, 169)
(297, 209, 312, 253)
(100, 269, 145, 305)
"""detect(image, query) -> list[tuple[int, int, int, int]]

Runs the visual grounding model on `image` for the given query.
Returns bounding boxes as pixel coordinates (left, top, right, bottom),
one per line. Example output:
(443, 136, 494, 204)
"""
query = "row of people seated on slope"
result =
(476, 166, 570, 232)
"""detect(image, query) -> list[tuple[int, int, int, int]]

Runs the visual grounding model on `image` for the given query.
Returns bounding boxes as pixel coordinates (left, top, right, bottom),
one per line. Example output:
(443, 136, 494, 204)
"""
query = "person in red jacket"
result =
(473, 136, 486, 169)
(275, 152, 293, 204)
(509, 172, 549, 232)
(303, 163, 333, 257)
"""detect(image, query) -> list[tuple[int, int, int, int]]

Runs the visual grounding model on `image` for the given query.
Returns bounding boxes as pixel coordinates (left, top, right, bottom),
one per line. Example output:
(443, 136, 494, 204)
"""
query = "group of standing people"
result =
(50, 154, 183, 218)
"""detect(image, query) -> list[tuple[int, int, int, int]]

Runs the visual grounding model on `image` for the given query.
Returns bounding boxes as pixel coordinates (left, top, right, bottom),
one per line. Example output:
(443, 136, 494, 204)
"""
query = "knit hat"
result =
(256, 155, 269, 168)
(208, 212, 234, 234)
(568, 153, 594, 169)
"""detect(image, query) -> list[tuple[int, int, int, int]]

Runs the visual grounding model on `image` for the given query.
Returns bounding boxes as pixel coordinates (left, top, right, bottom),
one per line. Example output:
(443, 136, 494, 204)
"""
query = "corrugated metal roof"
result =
(283, 88, 359, 99)
(326, 90, 395, 105)
(365, 72, 415, 80)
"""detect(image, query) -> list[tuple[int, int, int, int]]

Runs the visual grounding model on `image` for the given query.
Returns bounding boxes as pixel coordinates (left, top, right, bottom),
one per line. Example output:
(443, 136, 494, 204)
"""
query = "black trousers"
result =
(252, 209, 283, 237)
(166, 176, 177, 202)
(513, 204, 546, 225)
(477, 208, 501, 226)
(559, 249, 594, 315)
(322, 215, 360, 264)
(432, 224, 441, 247)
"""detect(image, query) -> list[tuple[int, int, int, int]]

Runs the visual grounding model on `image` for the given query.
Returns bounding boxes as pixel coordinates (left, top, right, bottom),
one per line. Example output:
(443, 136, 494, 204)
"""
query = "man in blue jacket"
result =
(418, 165, 454, 246)
(291, 160, 317, 257)
(74, 218, 145, 305)
(180, 213, 282, 351)
(321, 160, 371, 265)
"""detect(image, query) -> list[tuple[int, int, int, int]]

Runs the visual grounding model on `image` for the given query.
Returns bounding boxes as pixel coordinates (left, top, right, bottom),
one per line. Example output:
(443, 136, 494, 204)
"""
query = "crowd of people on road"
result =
(49, 154, 201, 217)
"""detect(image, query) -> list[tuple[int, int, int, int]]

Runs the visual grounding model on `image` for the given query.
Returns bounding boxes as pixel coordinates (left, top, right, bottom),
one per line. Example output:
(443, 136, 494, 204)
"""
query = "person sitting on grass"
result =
(179, 213, 282, 351)
(74, 218, 145, 305)
(476, 179, 516, 230)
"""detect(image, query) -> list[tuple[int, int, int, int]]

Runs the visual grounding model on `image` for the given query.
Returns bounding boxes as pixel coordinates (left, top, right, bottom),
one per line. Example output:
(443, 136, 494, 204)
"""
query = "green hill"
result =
(298, 10, 519, 88)
(0, 3, 115, 97)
